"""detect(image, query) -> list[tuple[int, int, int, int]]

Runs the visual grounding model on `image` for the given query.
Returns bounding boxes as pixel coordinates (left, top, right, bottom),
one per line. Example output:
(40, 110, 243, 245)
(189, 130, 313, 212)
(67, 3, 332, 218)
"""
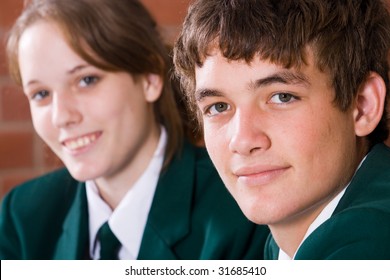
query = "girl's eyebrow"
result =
(67, 64, 90, 75)
(24, 64, 91, 88)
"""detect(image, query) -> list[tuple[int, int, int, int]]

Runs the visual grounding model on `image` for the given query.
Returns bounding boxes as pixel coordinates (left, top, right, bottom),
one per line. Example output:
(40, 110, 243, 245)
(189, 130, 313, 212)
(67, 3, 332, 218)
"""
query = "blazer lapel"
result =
(53, 182, 89, 259)
(264, 235, 280, 260)
(137, 141, 195, 259)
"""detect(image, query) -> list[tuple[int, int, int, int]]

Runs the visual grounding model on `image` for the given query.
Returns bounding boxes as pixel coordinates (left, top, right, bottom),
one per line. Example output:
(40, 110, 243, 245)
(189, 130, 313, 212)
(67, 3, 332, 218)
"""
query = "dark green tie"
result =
(98, 221, 121, 260)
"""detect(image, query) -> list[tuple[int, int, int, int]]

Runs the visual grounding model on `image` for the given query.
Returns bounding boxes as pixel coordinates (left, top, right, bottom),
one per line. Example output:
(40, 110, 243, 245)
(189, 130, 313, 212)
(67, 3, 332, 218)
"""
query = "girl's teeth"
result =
(65, 134, 97, 150)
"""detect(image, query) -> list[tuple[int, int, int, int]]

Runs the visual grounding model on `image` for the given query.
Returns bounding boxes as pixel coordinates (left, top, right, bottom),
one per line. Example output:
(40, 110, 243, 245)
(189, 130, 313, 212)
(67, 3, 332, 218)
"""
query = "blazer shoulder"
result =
(190, 142, 215, 168)
(0, 168, 86, 260)
(297, 207, 390, 259)
(2, 168, 80, 213)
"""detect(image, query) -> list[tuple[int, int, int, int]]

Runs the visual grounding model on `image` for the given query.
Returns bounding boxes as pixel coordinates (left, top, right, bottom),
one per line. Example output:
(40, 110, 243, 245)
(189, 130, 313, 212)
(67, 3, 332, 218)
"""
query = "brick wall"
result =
(0, 0, 191, 198)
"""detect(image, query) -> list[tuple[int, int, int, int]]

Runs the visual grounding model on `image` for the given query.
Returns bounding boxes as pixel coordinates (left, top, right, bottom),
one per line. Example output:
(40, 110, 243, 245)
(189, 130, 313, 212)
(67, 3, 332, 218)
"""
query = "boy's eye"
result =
(31, 90, 50, 101)
(269, 93, 297, 104)
(79, 76, 99, 87)
(207, 102, 230, 116)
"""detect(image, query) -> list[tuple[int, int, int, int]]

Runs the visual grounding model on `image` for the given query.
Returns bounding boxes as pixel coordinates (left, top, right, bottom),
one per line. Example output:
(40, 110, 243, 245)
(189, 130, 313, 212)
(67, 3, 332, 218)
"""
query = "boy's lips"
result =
(233, 165, 291, 186)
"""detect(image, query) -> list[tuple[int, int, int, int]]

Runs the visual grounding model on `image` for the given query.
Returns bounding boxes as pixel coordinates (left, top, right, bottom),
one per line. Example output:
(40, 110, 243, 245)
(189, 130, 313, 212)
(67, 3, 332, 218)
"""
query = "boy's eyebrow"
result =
(195, 70, 310, 102)
(195, 88, 222, 102)
(250, 70, 310, 90)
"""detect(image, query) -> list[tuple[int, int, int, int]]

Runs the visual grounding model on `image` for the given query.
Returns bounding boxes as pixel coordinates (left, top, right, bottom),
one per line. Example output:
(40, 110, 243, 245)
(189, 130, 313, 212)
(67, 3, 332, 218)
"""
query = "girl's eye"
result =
(206, 102, 230, 116)
(79, 76, 99, 87)
(269, 93, 297, 104)
(31, 90, 50, 101)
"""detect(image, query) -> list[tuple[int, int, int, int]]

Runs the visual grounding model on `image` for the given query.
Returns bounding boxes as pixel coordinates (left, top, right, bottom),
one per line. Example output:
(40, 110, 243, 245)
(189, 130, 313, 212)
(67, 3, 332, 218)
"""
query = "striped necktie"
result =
(97, 221, 121, 260)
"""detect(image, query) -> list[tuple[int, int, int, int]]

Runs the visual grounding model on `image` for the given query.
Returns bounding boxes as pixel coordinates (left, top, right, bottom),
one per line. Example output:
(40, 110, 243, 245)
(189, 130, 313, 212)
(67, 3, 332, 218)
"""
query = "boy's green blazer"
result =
(265, 143, 390, 260)
(0, 141, 269, 260)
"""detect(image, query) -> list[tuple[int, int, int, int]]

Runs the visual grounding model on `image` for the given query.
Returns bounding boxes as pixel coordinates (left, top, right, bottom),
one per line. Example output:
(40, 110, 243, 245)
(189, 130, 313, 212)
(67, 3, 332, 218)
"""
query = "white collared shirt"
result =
(86, 127, 167, 260)
(278, 156, 367, 260)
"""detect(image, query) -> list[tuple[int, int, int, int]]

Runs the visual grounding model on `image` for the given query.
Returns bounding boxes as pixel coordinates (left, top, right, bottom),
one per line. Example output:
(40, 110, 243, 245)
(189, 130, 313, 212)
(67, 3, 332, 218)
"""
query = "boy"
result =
(174, 0, 390, 259)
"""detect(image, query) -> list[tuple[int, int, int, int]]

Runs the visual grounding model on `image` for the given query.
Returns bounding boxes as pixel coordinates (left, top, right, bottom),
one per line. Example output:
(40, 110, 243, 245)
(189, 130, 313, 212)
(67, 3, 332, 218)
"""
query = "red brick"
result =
(0, 0, 23, 28)
(0, 131, 34, 169)
(1, 83, 31, 121)
(1, 170, 43, 197)
(141, 0, 191, 25)
(0, 37, 7, 76)
(0, 0, 23, 76)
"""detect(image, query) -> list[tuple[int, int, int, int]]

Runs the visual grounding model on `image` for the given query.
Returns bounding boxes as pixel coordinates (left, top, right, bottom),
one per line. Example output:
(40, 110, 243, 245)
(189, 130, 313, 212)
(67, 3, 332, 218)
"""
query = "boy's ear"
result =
(142, 73, 163, 102)
(353, 72, 386, 137)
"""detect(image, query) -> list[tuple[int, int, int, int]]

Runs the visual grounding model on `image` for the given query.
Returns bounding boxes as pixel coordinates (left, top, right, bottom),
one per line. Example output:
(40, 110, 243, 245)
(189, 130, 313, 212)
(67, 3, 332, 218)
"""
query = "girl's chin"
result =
(67, 167, 102, 182)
